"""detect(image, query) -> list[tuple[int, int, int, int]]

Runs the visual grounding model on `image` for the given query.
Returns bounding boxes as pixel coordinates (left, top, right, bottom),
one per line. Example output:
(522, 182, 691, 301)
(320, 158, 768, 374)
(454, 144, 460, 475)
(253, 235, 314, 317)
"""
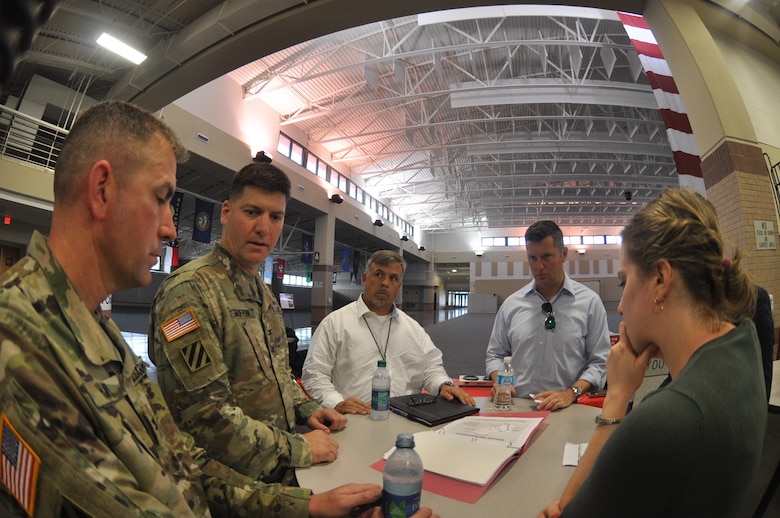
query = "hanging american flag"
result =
(618, 11, 706, 197)
(1, 415, 40, 516)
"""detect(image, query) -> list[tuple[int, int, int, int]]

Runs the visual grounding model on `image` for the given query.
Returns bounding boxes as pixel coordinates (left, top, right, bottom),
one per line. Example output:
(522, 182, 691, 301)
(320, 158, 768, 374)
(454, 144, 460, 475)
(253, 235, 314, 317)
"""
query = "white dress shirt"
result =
(302, 295, 453, 409)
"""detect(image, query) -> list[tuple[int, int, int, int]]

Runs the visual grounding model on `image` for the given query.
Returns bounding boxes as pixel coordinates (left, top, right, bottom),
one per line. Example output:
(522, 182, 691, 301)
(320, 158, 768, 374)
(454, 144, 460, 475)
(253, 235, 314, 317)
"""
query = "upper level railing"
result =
(0, 104, 68, 171)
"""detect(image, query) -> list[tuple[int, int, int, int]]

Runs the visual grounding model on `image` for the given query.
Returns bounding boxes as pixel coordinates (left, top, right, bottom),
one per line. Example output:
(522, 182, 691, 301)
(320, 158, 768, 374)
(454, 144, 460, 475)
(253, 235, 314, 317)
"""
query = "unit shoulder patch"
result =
(179, 341, 212, 373)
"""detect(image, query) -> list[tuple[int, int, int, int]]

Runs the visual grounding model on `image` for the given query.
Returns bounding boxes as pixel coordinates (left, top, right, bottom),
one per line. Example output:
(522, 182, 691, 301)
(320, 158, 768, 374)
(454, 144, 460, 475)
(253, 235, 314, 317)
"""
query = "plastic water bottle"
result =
(383, 433, 423, 518)
(494, 357, 514, 411)
(371, 360, 390, 420)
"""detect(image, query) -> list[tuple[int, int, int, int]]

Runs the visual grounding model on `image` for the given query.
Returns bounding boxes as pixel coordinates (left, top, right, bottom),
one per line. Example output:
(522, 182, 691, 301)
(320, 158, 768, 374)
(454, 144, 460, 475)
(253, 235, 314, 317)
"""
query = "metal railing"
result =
(766, 153, 780, 217)
(0, 103, 68, 171)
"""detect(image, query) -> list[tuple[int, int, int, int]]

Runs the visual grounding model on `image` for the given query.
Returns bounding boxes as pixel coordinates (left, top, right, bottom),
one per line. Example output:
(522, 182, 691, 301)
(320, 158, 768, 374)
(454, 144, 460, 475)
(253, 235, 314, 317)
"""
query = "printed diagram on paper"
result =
(438, 416, 543, 449)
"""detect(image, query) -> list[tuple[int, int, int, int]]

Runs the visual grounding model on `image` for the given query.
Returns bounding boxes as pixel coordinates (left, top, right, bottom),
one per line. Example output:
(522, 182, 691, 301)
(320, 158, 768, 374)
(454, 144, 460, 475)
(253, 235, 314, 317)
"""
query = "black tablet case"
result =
(388, 394, 480, 427)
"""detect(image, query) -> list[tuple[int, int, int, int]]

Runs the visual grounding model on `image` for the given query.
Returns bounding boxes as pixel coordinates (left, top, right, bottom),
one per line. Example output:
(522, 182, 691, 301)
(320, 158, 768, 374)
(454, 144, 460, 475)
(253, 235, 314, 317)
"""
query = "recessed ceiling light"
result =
(97, 33, 147, 64)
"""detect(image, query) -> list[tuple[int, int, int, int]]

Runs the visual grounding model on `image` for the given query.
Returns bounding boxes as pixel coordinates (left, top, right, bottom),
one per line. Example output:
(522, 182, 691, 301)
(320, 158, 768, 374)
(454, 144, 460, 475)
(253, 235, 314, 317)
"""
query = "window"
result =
(277, 134, 291, 156)
(305, 153, 318, 174)
(290, 142, 304, 165)
(275, 132, 414, 236)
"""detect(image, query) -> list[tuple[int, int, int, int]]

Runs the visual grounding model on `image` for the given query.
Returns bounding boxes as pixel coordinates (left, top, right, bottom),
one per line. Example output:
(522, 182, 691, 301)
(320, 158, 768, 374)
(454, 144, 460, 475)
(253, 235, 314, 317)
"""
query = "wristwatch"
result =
(594, 415, 624, 426)
(439, 380, 455, 394)
(569, 385, 582, 398)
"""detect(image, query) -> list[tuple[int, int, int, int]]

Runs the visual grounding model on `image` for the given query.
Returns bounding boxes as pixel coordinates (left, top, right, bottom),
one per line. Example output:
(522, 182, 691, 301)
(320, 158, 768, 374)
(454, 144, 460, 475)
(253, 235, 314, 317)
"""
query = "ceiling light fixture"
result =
(96, 33, 147, 65)
(418, 246, 426, 251)
(373, 219, 383, 227)
(329, 193, 343, 204)
(401, 235, 409, 241)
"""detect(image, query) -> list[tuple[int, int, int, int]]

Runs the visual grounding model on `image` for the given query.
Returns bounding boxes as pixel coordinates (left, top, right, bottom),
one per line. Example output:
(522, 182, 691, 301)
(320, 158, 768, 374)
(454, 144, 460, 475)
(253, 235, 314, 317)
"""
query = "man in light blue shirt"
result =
(485, 221, 610, 412)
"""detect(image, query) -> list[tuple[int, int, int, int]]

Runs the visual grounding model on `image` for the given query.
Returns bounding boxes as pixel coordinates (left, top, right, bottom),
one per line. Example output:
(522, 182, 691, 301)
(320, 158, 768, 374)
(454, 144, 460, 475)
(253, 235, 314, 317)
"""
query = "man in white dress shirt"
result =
(302, 250, 475, 414)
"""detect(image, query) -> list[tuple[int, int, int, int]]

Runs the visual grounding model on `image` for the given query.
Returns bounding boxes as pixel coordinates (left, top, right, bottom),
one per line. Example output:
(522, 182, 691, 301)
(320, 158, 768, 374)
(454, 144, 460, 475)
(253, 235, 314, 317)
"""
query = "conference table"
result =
(296, 398, 600, 517)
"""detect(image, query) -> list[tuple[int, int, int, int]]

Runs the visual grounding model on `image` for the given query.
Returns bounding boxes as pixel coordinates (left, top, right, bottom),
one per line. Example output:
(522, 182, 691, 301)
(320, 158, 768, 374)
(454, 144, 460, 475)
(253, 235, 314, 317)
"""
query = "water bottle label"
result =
(372, 389, 389, 411)
(382, 489, 420, 518)
(497, 374, 514, 385)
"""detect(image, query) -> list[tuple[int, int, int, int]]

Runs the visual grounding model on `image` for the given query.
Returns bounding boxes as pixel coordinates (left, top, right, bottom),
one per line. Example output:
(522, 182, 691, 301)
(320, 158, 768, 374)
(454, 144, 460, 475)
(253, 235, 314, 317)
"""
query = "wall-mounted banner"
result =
(264, 256, 274, 284)
(342, 246, 351, 272)
(350, 250, 361, 284)
(192, 198, 214, 243)
(276, 258, 286, 279)
(301, 234, 314, 264)
(170, 191, 184, 237)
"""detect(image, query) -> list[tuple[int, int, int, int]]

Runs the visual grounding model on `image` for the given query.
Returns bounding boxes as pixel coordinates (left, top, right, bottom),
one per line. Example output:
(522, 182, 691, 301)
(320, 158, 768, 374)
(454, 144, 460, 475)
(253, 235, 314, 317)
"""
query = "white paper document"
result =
(563, 442, 588, 466)
(384, 416, 544, 486)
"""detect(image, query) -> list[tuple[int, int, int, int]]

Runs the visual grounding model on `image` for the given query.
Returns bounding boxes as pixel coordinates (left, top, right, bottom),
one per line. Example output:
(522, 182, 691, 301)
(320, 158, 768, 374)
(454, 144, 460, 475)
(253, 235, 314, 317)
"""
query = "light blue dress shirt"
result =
(485, 274, 611, 397)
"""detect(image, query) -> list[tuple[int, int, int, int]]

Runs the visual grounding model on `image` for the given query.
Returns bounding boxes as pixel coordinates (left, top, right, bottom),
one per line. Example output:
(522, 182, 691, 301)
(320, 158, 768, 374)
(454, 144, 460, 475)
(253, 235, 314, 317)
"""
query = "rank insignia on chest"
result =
(179, 341, 212, 372)
(161, 309, 200, 342)
(1, 414, 40, 516)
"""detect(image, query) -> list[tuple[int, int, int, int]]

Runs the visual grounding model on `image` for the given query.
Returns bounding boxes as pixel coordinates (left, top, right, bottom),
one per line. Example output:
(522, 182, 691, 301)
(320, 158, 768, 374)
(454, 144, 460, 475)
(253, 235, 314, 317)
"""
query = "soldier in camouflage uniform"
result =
(0, 101, 389, 517)
(149, 163, 346, 487)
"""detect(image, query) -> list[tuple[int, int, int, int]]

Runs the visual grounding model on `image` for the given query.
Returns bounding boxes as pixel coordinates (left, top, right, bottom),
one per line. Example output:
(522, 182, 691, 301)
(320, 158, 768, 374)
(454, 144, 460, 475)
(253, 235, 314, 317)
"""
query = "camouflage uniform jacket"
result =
(149, 244, 319, 484)
(0, 232, 311, 517)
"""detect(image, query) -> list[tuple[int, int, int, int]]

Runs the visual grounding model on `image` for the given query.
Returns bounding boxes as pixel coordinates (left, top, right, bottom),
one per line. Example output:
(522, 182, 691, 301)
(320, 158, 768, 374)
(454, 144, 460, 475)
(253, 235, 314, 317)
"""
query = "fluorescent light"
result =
(97, 33, 147, 65)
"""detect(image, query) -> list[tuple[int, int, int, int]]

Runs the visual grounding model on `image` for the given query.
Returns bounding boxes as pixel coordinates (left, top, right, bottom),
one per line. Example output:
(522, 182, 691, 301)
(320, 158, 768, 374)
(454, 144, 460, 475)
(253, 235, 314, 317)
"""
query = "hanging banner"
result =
(276, 258, 286, 279)
(263, 256, 274, 284)
(192, 198, 214, 243)
(301, 234, 314, 264)
(170, 191, 184, 238)
(342, 246, 351, 272)
(350, 250, 361, 284)
(617, 11, 704, 196)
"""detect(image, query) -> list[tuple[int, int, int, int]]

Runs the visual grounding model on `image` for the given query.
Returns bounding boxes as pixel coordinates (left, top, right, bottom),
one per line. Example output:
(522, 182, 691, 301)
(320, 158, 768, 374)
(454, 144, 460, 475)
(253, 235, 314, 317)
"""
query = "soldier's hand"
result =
(308, 408, 348, 431)
(309, 483, 381, 518)
(305, 429, 340, 464)
(334, 397, 371, 415)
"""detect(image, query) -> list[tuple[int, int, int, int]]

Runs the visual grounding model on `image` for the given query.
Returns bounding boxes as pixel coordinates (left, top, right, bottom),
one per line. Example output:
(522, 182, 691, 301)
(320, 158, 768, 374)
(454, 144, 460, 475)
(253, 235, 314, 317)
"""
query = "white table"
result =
(296, 398, 599, 516)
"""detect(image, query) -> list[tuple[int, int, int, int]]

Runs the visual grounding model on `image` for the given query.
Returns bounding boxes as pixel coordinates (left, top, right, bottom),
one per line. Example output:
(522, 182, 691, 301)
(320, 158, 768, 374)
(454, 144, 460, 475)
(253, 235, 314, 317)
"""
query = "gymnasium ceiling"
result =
(2, 0, 779, 273)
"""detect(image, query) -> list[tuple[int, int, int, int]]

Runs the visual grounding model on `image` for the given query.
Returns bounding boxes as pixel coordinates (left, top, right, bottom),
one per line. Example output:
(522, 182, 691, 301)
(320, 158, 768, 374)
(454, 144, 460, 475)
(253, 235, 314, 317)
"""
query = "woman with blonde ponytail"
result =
(540, 188, 766, 518)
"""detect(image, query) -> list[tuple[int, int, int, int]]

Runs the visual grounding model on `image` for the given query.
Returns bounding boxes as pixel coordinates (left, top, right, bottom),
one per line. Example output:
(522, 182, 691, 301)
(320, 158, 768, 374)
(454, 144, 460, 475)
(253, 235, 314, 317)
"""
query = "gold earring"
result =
(654, 297, 665, 312)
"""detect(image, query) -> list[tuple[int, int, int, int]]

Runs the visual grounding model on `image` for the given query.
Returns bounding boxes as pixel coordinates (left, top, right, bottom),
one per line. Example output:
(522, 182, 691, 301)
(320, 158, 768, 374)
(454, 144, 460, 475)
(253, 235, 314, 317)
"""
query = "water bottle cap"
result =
(395, 433, 415, 448)
(503, 357, 512, 363)
(377, 360, 387, 367)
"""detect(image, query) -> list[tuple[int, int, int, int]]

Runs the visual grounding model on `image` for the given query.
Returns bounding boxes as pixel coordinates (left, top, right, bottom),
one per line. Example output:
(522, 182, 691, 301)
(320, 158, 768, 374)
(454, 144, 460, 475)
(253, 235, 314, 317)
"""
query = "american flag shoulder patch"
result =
(161, 309, 200, 342)
(1, 414, 40, 517)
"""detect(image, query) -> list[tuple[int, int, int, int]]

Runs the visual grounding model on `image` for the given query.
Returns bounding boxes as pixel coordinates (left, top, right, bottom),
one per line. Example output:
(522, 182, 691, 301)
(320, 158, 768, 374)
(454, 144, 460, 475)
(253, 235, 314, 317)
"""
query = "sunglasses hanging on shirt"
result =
(542, 302, 556, 330)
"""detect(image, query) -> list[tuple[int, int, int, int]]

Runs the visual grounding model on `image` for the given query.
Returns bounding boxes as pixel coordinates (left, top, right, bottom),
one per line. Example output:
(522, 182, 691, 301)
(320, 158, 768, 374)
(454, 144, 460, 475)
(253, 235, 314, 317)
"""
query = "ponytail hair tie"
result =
(722, 258, 731, 270)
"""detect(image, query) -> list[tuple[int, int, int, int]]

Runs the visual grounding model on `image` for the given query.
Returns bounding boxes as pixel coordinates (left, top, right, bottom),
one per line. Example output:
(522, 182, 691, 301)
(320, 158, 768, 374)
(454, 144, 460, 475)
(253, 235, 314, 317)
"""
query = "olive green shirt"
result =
(149, 245, 319, 485)
(0, 231, 311, 517)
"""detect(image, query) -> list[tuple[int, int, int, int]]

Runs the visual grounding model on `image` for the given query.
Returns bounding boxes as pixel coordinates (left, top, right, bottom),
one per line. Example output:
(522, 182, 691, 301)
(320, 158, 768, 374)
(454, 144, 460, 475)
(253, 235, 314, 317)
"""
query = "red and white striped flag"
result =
(618, 11, 706, 197)
(161, 309, 201, 342)
(1, 415, 40, 516)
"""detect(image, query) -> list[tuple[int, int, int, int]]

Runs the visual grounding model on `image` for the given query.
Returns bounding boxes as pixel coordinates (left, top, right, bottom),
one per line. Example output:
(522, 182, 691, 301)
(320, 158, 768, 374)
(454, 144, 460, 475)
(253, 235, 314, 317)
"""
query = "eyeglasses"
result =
(408, 394, 439, 406)
(542, 302, 556, 330)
